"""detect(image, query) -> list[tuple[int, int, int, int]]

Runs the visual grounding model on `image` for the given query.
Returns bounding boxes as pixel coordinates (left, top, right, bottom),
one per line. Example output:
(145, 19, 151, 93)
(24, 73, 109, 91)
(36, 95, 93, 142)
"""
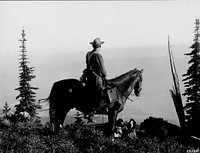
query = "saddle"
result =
(107, 87, 118, 104)
(80, 71, 119, 108)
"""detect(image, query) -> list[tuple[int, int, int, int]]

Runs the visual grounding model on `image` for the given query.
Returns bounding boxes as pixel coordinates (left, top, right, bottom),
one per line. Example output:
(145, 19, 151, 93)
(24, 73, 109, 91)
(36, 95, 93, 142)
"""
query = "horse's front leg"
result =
(108, 109, 118, 138)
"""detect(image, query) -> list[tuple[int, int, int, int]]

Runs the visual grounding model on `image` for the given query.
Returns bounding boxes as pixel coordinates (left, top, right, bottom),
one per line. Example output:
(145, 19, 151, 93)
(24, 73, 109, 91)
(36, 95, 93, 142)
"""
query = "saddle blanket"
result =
(107, 87, 119, 103)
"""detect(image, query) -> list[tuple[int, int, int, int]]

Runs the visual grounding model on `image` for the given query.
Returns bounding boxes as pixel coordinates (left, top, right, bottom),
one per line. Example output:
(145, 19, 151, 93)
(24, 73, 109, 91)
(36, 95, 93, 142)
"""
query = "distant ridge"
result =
(104, 45, 189, 59)
(40, 114, 108, 125)
(1, 45, 190, 126)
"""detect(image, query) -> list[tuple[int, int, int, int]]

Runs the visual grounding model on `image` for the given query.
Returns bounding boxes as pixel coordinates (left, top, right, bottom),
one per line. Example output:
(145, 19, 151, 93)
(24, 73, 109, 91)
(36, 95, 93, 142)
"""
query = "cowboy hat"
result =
(90, 37, 105, 47)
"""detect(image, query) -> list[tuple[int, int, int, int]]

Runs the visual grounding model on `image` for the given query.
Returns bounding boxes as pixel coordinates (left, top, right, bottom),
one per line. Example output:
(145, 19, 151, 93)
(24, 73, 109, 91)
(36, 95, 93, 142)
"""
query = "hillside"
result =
(0, 45, 190, 125)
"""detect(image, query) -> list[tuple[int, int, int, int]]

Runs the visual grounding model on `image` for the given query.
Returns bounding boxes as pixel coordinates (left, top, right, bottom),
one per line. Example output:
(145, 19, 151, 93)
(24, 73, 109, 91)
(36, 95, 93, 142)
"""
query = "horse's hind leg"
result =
(49, 102, 59, 132)
(49, 101, 68, 132)
(49, 103, 60, 132)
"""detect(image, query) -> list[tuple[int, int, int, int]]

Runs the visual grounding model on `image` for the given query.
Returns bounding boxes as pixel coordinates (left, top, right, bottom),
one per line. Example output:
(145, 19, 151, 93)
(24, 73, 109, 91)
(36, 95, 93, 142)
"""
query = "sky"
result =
(0, 1, 200, 55)
(0, 1, 200, 123)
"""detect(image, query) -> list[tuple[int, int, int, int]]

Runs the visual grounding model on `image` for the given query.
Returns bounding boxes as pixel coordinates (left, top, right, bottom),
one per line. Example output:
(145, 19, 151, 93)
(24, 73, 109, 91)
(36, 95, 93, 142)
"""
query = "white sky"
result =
(0, 1, 200, 55)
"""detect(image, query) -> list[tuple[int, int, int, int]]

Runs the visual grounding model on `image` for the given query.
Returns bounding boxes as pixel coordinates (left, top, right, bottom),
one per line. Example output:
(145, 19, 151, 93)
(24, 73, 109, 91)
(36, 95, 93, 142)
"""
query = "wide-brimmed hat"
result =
(90, 37, 105, 47)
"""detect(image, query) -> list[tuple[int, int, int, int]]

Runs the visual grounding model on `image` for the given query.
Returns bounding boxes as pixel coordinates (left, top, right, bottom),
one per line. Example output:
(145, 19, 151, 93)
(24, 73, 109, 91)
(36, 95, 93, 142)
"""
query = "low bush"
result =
(0, 121, 197, 153)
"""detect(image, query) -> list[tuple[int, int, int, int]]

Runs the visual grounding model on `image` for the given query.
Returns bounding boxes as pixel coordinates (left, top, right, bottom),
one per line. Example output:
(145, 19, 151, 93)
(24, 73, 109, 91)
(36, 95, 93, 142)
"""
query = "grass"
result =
(0, 120, 198, 153)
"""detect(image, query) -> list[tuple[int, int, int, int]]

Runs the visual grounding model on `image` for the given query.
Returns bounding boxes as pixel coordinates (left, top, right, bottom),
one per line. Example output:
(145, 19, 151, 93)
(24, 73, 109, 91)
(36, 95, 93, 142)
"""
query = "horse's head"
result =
(133, 69, 143, 97)
(110, 68, 144, 100)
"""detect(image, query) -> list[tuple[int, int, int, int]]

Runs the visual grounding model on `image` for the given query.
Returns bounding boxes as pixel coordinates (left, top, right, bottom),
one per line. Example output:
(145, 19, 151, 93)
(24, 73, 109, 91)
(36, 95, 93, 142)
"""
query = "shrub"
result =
(0, 120, 197, 153)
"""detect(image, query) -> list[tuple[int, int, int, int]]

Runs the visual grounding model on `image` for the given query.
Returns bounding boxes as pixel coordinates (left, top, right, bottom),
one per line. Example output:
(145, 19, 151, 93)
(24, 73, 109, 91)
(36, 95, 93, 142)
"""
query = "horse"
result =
(47, 68, 143, 136)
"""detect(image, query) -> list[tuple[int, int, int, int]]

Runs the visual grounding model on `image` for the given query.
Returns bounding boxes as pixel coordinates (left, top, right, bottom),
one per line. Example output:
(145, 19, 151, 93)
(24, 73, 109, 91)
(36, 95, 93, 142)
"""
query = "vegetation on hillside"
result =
(1, 20, 200, 153)
(0, 119, 198, 153)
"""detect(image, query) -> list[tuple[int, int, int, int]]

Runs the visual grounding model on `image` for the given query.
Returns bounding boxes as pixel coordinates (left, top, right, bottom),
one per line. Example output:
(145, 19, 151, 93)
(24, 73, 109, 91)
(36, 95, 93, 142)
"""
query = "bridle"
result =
(134, 72, 143, 95)
(111, 70, 142, 102)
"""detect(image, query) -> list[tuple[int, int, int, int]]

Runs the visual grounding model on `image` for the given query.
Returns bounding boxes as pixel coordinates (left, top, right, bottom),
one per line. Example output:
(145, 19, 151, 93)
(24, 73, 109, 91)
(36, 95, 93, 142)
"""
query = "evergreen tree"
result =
(2, 102, 11, 120)
(15, 28, 40, 121)
(182, 19, 200, 136)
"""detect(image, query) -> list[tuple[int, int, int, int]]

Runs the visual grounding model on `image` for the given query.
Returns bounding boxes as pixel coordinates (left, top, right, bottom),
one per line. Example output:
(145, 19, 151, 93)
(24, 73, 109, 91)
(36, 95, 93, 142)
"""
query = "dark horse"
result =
(47, 68, 143, 135)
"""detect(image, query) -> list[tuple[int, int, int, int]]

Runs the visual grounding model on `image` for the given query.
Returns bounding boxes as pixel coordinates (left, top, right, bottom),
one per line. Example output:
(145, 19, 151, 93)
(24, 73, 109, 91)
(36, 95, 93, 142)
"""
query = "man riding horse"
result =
(44, 37, 143, 133)
(80, 38, 111, 119)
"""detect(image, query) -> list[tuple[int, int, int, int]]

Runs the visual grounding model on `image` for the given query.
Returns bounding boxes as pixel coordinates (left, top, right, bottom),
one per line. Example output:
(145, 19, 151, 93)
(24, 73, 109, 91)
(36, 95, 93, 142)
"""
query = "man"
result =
(80, 37, 107, 107)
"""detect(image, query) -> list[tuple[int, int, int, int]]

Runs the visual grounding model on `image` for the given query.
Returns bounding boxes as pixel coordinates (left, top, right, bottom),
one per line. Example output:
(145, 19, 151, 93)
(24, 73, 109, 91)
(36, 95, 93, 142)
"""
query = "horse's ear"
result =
(140, 69, 144, 73)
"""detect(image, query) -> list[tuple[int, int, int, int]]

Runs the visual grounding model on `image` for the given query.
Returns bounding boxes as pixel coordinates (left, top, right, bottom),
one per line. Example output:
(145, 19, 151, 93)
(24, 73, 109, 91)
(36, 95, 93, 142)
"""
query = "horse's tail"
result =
(38, 96, 57, 131)
(37, 82, 58, 131)
(49, 98, 56, 130)
(47, 82, 60, 132)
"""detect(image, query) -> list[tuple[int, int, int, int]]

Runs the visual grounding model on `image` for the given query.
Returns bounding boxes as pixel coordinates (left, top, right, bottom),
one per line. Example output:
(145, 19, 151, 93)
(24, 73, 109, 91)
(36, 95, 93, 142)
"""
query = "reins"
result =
(110, 81, 134, 102)
(108, 71, 141, 102)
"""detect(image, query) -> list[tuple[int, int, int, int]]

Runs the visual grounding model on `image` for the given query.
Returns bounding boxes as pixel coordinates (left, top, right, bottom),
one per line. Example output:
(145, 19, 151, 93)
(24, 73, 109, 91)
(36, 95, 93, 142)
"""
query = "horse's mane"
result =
(109, 68, 138, 83)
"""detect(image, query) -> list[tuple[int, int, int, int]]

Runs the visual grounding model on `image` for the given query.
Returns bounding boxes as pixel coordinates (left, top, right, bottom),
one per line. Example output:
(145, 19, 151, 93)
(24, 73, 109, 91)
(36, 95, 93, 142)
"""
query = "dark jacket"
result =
(86, 51, 107, 77)
(85, 51, 107, 90)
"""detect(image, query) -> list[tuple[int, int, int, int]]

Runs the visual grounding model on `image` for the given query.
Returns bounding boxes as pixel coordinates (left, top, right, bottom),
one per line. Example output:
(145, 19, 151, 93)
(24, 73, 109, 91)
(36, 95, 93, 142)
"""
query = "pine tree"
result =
(15, 28, 40, 121)
(182, 19, 200, 136)
(2, 102, 11, 120)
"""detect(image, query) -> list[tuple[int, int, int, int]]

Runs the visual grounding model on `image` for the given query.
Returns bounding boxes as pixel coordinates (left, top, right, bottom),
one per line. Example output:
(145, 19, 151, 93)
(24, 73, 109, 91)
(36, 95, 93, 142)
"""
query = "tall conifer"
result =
(182, 19, 200, 136)
(15, 28, 40, 120)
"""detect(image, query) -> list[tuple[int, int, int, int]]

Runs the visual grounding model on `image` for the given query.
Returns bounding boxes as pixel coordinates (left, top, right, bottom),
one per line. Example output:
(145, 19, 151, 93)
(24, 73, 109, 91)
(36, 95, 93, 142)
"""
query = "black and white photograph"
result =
(0, 1, 200, 152)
